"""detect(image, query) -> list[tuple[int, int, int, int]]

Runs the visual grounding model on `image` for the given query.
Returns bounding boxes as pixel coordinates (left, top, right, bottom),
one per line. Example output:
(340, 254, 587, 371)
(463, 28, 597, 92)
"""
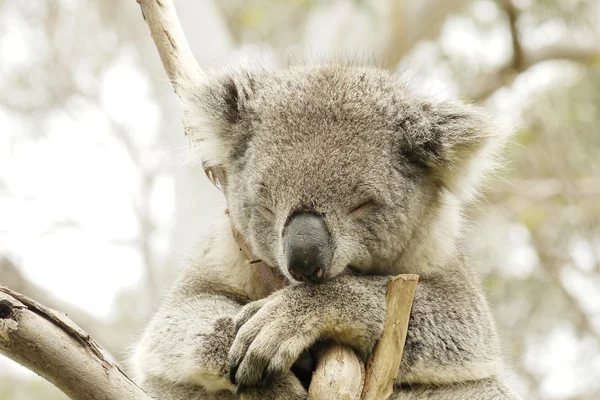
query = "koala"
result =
(129, 62, 521, 400)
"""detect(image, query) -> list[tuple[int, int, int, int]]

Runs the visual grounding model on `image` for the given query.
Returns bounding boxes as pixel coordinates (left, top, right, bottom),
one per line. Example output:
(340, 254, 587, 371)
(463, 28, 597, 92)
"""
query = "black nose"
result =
(283, 212, 332, 282)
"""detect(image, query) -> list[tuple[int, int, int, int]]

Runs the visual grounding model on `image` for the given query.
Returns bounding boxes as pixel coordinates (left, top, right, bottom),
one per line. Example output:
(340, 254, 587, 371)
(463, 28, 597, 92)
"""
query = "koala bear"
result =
(130, 62, 521, 400)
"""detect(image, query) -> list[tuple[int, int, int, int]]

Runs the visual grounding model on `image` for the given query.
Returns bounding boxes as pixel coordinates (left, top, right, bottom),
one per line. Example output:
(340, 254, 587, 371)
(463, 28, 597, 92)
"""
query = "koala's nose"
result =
(283, 212, 332, 283)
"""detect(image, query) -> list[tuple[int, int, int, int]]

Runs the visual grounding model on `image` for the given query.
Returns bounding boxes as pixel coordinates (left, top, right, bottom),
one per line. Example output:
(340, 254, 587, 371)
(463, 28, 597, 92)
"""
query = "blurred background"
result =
(0, 0, 599, 399)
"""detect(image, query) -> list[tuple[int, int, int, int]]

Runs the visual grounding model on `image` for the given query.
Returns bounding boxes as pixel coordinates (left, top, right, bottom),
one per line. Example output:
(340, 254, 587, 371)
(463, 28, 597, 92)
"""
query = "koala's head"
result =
(183, 64, 507, 283)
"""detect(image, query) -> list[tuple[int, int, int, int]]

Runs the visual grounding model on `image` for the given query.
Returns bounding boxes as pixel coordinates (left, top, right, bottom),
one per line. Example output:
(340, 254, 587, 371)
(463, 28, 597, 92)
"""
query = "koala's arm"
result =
(392, 377, 521, 400)
(132, 261, 308, 400)
(230, 269, 504, 389)
(131, 276, 241, 393)
(130, 266, 248, 393)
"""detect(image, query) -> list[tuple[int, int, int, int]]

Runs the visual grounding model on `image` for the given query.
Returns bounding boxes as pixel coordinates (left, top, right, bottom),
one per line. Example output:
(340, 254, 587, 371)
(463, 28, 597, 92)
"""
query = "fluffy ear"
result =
(179, 73, 255, 168)
(401, 101, 511, 201)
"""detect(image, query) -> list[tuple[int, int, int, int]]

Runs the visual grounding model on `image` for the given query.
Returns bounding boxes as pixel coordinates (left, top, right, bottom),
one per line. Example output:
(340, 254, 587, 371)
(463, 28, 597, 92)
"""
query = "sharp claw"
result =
(229, 363, 239, 385)
(236, 384, 248, 395)
(260, 368, 274, 387)
(234, 321, 243, 334)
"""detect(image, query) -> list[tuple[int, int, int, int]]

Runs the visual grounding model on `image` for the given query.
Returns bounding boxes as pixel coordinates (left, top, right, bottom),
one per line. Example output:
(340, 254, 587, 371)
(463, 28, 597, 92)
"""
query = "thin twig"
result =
(502, 0, 523, 71)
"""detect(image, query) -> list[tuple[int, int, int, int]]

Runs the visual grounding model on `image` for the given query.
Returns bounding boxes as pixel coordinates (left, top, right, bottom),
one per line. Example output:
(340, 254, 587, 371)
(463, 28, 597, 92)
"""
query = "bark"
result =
(0, 286, 150, 400)
(362, 274, 419, 400)
(308, 345, 365, 400)
(136, 0, 203, 96)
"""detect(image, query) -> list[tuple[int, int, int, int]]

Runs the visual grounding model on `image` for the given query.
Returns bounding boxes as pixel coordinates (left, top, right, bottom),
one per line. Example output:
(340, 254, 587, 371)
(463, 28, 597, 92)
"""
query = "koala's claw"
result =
(235, 383, 247, 395)
(229, 276, 387, 389)
(229, 294, 319, 388)
(260, 367, 276, 387)
(231, 341, 280, 387)
(229, 357, 273, 387)
(229, 362, 238, 385)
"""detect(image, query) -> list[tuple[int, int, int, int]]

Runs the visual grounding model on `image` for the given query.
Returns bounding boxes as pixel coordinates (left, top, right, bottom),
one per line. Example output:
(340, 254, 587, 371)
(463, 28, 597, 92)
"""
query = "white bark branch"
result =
(525, 44, 600, 67)
(308, 345, 365, 400)
(0, 286, 150, 400)
(137, 0, 203, 96)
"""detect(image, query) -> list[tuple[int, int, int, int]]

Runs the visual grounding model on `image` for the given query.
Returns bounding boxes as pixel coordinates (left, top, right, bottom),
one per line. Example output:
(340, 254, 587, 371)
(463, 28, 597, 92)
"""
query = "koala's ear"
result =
(401, 101, 510, 201)
(179, 73, 255, 167)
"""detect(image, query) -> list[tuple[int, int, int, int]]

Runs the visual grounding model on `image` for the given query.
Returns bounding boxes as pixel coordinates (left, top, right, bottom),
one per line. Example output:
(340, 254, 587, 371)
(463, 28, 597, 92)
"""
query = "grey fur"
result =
(130, 63, 520, 399)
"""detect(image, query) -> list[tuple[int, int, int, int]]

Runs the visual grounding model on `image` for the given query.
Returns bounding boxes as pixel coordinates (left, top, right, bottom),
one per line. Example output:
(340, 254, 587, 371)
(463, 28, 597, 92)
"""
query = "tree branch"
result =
(362, 274, 419, 400)
(470, 43, 600, 102)
(136, 0, 203, 95)
(503, 0, 523, 71)
(0, 286, 150, 400)
(308, 345, 365, 400)
(469, 1, 600, 102)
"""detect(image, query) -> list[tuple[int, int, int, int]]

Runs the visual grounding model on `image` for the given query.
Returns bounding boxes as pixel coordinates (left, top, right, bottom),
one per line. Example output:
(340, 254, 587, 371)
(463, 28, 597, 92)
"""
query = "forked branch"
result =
(0, 286, 150, 400)
(470, 0, 600, 102)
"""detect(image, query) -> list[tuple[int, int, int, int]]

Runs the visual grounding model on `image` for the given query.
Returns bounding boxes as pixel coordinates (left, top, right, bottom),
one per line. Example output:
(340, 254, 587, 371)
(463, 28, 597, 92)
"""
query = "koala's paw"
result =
(237, 372, 307, 400)
(228, 292, 320, 388)
(234, 297, 268, 332)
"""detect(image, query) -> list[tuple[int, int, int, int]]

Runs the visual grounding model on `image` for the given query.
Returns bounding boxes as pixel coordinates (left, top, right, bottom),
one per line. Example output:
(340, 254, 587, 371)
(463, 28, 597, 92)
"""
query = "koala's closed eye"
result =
(254, 183, 275, 220)
(348, 199, 378, 217)
(257, 204, 275, 220)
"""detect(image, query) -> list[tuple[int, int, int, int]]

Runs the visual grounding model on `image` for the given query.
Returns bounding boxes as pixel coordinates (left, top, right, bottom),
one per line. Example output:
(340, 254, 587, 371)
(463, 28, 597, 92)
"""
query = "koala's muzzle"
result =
(283, 212, 332, 283)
